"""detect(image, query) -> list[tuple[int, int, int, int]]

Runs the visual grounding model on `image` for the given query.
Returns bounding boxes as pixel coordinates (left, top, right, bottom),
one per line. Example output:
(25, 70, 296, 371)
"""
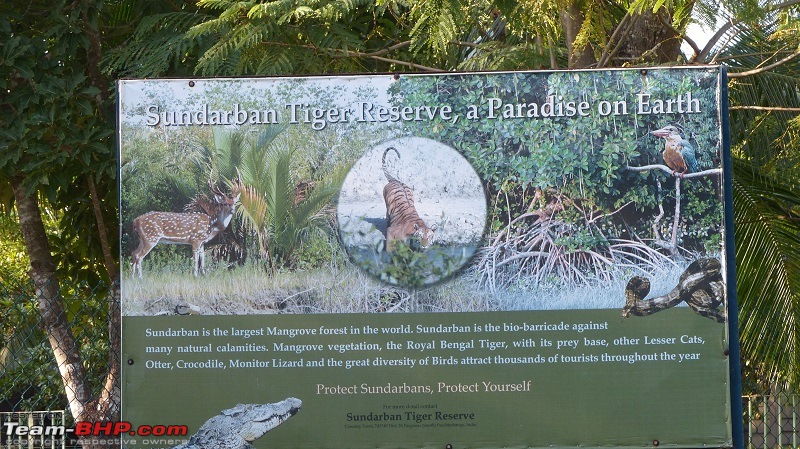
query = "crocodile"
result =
(172, 397, 301, 449)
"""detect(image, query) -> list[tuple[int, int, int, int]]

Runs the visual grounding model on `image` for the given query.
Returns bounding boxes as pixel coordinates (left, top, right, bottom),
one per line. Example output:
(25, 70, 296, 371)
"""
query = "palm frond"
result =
(724, 17, 800, 187)
(237, 183, 270, 255)
(733, 159, 800, 387)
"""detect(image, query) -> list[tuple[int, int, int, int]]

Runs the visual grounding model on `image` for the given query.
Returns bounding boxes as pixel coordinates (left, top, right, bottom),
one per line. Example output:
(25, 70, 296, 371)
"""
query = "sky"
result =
(683, 22, 715, 58)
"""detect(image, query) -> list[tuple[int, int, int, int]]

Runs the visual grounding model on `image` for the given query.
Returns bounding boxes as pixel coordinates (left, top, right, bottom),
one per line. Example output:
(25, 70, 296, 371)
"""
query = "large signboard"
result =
(119, 67, 736, 449)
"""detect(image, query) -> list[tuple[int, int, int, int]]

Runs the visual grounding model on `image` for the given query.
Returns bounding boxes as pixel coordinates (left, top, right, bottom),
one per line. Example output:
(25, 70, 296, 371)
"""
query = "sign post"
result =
(120, 67, 739, 449)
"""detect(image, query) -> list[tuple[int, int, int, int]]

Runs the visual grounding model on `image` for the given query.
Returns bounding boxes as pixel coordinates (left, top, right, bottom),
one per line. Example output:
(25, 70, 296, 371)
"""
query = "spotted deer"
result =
(131, 183, 241, 278)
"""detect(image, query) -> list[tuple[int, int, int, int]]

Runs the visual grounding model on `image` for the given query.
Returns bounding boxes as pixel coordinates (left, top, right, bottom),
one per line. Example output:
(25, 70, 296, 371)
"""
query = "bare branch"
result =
(682, 34, 701, 60)
(586, 201, 633, 226)
(626, 164, 722, 178)
(715, 49, 799, 63)
(598, 12, 634, 67)
(451, 40, 480, 49)
(730, 105, 800, 112)
(86, 175, 118, 283)
(263, 40, 444, 72)
(328, 40, 483, 72)
(654, 11, 701, 61)
(495, 251, 550, 268)
(671, 176, 681, 248)
(331, 43, 443, 72)
(698, 0, 800, 62)
(366, 55, 444, 72)
(332, 41, 412, 58)
(697, 20, 734, 62)
(652, 177, 665, 243)
(728, 49, 800, 78)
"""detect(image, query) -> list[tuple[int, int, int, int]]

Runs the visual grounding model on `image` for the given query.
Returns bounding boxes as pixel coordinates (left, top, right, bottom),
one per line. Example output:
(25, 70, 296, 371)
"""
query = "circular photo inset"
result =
(337, 137, 487, 287)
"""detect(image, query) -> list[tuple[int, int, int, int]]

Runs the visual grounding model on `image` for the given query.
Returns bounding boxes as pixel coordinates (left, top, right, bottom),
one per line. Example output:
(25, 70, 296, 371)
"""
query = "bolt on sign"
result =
(119, 67, 741, 449)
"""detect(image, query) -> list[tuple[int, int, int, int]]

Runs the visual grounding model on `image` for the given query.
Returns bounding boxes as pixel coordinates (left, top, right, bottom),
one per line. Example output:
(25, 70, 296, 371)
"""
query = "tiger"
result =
(381, 146, 436, 252)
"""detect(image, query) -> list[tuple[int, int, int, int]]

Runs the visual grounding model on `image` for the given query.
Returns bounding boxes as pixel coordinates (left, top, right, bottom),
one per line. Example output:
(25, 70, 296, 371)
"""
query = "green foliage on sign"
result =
(353, 240, 472, 288)
(389, 69, 723, 260)
(120, 104, 372, 275)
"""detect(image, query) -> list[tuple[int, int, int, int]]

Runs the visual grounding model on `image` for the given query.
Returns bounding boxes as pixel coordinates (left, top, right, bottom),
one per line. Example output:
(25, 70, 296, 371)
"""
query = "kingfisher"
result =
(650, 125, 699, 177)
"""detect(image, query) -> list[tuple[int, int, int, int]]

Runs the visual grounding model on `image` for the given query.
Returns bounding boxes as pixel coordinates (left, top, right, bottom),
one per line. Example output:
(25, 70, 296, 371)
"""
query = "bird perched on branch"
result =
(650, 125, 699, 177)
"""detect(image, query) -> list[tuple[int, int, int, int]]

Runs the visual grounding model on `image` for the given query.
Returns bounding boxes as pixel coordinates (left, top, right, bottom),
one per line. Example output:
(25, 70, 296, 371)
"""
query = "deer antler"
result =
(209, 182, 224, 198)
(204, 168, 242, 203)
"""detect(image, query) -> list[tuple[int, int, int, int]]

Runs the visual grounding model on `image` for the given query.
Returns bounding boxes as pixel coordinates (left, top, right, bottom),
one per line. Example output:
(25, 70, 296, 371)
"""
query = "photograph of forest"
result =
(120, 67, 727, 319)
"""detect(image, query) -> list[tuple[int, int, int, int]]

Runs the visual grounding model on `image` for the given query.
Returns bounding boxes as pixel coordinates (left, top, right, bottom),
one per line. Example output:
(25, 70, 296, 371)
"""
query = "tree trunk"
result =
(615, 10, 683, 65)
(561, 2, 597, 68)
(561, 4, 685, 69)
(11, 178, 118, 449)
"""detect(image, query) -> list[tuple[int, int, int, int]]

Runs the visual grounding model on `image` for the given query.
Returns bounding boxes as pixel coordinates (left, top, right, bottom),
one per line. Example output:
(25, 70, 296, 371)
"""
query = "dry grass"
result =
(122, 247, 696, 316)
(484, 260, 689, 310)
(121, 262, 494, 316)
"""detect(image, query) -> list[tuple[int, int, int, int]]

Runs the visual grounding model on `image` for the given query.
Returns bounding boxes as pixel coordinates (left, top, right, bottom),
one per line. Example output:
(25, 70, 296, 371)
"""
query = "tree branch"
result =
(86, 175, 118, 283)
(85, 174, 121, 423)
(681, 34, 701, 60)
(626, 164, 722, 178)
(671, 176, 681, 248)
(730, 105, 800, 112)
(728, 49, 800, 78)
(697, 0, 800, 63)
(652, 177, 665, 244)
(331, 40, 412, 58)
(597, 12, 634, 67)
(585, 201, 633, 226)
(495, 251, 550, 268)
(715, 49, 799, 62)
(265, 40, 445, 72)
(656, 12, 700, 60)
(696, 20, 734, 62)
(333, 42, 443, 71)
(79, 4, 109, 112)
(451, 40, 480, 49)
(365, 55, 444, 72)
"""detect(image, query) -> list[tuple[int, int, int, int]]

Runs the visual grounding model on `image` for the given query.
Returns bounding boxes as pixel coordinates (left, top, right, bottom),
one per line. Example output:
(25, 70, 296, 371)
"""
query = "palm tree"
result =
(194, 125, 348, 270)
(732, 160, 800, 389)
(719, 15, 800, 390)
(663, 0, 800, 390)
